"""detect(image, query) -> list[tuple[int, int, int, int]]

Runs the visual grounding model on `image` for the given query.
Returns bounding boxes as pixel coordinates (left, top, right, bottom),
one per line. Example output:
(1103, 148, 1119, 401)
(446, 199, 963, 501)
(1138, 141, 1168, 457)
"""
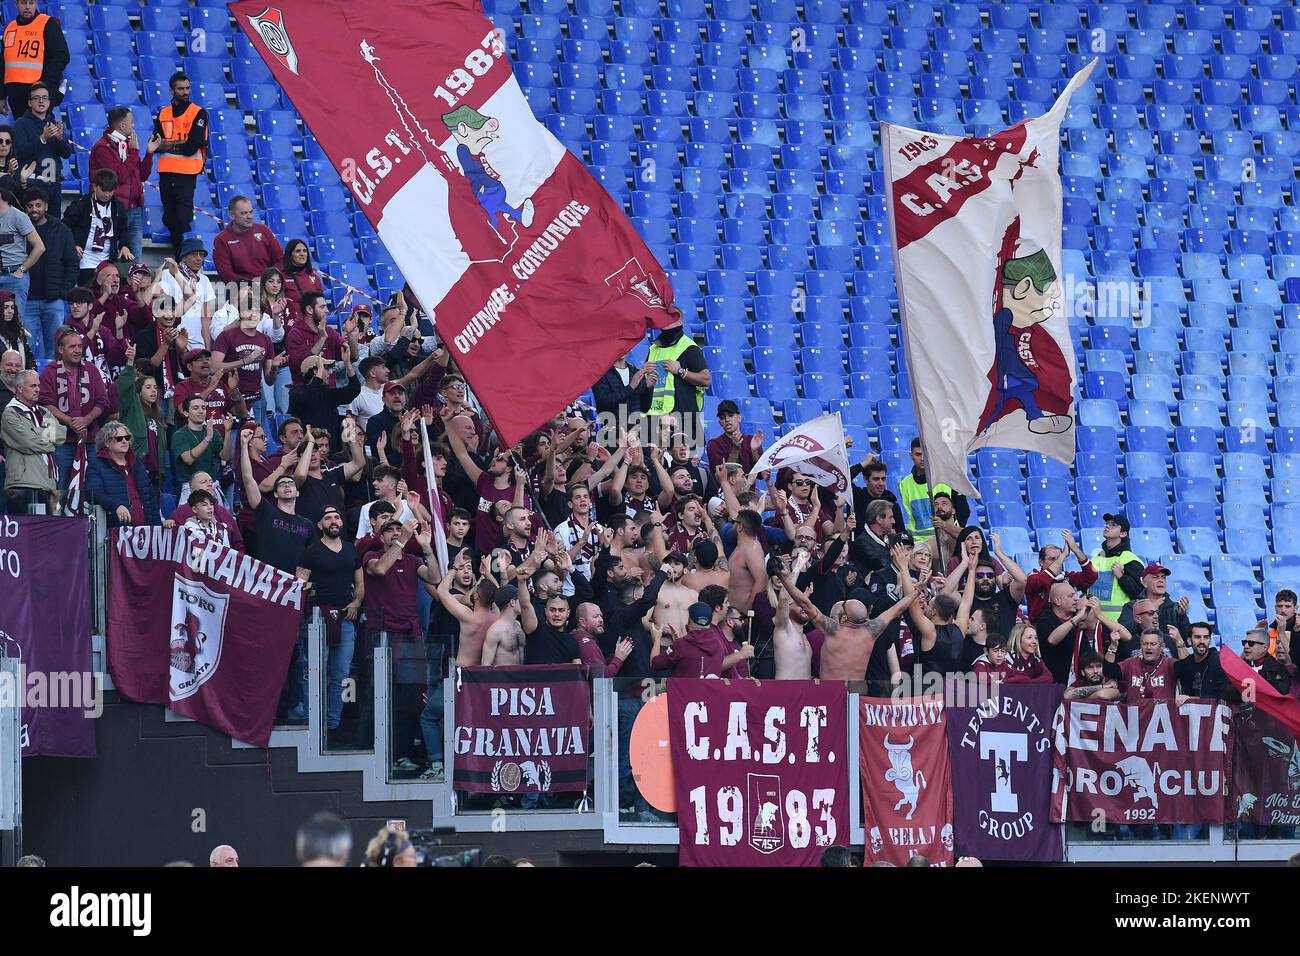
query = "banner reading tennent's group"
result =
(452, 665, 591, 794)
(946, 684, 1063, 862)
(106, 527, 304, 748)
(232, 0, 678, 447)
(0, 515, 95, 758)
(860, 697, 953, 866)
(1051, 700, 1233, 825)
(1231, 708, 1300, 828)
(884, 61, 1097, 498)
(667, 679, 848, 867)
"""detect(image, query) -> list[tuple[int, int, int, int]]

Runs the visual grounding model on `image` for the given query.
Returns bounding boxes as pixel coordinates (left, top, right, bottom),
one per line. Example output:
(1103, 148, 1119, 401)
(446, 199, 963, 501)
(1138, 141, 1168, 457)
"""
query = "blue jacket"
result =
(86, 446, 160, 527)
(13, 109, 75, 187)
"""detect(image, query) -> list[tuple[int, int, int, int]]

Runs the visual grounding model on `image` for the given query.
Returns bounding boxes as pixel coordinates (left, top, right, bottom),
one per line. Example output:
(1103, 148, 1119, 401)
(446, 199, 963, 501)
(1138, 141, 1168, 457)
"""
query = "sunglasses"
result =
(110, 434, 131, 442)
(1240, 640, 1266, 647)
(974, 572, 996, 579)
(790, 479, 810, 486)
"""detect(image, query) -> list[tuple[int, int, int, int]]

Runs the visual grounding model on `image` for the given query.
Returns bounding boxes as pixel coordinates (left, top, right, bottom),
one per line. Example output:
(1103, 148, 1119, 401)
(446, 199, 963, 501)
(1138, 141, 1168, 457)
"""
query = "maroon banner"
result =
(1230, 708, 1300, 828)
(667, 679, 848, 867)
(1051, 700, 1233, 825)
(1221, 646, 1300, 739)
(106, 527, 304, 747)
(231, 0, 678, 448)
(860, 697, 954, 866)
(452, 665, 591, 793)
(0, 515, 95, 758)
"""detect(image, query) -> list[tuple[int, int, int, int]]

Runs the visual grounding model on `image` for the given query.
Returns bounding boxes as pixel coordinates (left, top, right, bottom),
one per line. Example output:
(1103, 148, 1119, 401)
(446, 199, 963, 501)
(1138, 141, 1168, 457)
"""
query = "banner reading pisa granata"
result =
(883, 61, 1097, 497)
(668, 679, 849, 867)
(1051, 699, 1234, 825)
(231, 0, 679, 448)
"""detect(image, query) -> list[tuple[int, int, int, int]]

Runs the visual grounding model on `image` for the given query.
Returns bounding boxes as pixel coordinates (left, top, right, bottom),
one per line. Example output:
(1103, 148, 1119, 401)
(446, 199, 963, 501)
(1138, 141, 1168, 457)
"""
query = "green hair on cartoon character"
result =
(442, 105, 490, 131)
(1001, 247, 1057, 292)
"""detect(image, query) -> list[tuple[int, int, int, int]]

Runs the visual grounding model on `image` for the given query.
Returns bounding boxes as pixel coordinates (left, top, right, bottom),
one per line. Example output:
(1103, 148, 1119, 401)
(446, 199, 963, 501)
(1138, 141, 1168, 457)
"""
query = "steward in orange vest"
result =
(2, 1, 69, 119)
(151, 72, 208, 257)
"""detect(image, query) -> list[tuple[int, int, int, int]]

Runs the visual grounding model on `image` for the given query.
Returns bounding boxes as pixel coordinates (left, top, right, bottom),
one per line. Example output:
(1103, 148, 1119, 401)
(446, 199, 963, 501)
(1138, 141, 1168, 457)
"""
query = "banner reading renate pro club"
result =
(668, 679, 848, 867)
(1051, 700, 1233, 825)
(452, 665, 591, 793)
(884, 61, 1097, 497)
(107, 528, 304, 748)
(231, 0, 678, 447)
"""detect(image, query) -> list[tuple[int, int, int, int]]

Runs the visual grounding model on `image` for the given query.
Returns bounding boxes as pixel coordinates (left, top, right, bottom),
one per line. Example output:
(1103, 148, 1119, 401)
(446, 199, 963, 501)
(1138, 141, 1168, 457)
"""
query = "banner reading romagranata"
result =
(860, 697, 953, 866)
(1051, 699, 1233, 825)
(667, 679, 848, 867)
(452, 665, 591, 794)
(232, 0, 678, 447)
(0, 515, 95, 758)
(107, 527, 304, 748)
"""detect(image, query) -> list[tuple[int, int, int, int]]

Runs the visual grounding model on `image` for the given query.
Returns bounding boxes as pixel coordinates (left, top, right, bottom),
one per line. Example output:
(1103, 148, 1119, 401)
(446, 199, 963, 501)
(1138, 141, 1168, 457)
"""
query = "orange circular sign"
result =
(629, 693, 676, 812)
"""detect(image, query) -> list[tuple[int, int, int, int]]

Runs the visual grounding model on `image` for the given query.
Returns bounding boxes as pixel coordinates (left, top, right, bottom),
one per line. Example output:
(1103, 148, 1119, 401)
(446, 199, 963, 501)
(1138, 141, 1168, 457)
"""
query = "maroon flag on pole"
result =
(1229, 708, 1300, 827)
(1220, 646, 1300, 738)
(667, 679, 849, 867)
(945, 684, 1063, 862)
(231, 0, 678, 448)
(452, 664, 591, 793)
(859, 697, 954, 866)
(63, 440, 87, 515)
(106, 527, 305, 747)
(1050, 700, 1233, 825)
(0, 515, 95, 757)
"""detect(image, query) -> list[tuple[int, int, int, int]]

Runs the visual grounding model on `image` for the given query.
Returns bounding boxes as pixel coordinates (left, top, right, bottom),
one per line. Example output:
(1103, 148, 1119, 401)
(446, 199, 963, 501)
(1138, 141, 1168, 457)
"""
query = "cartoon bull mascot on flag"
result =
(978, 224, 1073, 437)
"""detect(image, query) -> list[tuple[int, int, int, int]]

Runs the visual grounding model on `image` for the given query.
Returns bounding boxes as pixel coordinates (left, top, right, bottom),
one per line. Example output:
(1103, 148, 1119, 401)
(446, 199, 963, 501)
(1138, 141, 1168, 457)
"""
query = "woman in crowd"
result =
(364, 826, 417, 867)
(283, 239, 324, 305)
(0, 124, 35, 197)
(114, 344, 168, 493)
(86, 420, 160, 528)
(260, 266, 296, 418)
(1007, 621, 1053, 683)
(0, 290, 35, 369)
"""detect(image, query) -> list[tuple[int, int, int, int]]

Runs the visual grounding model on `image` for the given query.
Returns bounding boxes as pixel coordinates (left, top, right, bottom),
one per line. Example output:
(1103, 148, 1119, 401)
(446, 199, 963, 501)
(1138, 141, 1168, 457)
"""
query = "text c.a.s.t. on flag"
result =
(230, 0, 678, 448)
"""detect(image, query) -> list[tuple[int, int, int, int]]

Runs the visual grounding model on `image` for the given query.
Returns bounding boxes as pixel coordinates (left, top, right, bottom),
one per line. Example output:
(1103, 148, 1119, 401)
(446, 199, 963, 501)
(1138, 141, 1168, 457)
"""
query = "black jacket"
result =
(61, 193, 131, 264)
(13, 109, 74, 185)
(1175, 648, 1227, 700)
(288, 372, 362, 449)
(593, 363, 652, 420)
(1221, 653, 1292, 704)
(27, 215, 78, 301)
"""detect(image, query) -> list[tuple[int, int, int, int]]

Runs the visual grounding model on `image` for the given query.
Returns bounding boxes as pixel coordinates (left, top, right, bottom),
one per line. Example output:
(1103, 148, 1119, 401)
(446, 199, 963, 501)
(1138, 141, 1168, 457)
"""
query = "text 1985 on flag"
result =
(232, 0, 678, 448)
(667, 679, 849, 867)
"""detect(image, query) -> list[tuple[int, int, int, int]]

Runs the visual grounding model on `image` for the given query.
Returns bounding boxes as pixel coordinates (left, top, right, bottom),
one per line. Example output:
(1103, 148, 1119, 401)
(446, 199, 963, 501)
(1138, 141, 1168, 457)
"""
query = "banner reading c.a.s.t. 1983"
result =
(231, 0, 678, 447)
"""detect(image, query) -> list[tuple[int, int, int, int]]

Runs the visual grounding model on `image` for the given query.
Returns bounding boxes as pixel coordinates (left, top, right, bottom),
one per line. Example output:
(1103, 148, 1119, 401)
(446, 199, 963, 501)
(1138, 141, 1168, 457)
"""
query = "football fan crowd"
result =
(0, 3, 1296, 827)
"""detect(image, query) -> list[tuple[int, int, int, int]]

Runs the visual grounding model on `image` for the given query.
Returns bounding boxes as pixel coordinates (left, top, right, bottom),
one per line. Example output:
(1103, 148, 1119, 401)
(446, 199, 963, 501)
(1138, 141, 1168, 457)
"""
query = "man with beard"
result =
(966, 536, 1028, 638)
(573, 602, 632, 677)
(897, 437, 967, 543)
(850, 456, 905, 531)
(1174, 622, 1226, 701)
(152, 71, 208, 257)
(1119, 630, 1179, 702)
(652, 600, 748, 678)
(295, 506, 363, 741)
(1063, 649, 1121, 701)
(517, 565, 581, 666)
(1119, 562, 1191, 644)
(652, 552, 698, 639)
(500, 505, 534, 571)
(38, 325, 108, 491)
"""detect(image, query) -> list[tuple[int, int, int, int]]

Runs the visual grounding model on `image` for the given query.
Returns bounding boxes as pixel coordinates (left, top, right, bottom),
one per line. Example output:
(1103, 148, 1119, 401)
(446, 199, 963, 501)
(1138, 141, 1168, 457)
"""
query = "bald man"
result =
(778, 566, 917, 681)
(209, 844, 239, 867)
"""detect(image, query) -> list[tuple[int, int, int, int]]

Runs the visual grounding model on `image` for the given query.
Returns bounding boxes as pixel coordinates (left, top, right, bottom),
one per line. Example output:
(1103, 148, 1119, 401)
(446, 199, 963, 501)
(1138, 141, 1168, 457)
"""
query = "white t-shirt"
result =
(78, 198, 115, 270)
(161, 269, 217, 347)
(348, 385, 385, 430)
(356, 497, 414, 540)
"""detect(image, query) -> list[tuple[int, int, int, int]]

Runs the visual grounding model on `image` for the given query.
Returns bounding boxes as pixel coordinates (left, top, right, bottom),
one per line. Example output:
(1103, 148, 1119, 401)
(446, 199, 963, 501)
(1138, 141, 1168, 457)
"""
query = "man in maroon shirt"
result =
(213, 195, 284, 283)
(286, 292, 358, 387)
(1119, 630, 1178, 703)
(171, 348, 245, 426)
(705, 399, 763, 472)
(211, 290, 277, 422)
(574, 603, 632, 677)
(38, 327, 110, 491)
(446, 425, 524, 553)
(652, 602, 753, 678)
(1024, 529, 1098, 621)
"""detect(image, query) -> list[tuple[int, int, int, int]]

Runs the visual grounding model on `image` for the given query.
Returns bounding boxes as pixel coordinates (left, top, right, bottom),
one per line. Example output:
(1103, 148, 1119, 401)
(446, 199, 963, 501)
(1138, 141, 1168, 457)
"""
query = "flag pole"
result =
(419, 417, 449, 574)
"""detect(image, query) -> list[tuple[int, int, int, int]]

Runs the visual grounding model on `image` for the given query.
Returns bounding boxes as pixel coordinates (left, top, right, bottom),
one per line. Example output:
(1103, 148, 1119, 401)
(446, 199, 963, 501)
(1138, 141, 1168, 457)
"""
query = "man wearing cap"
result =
(159, 238, 216, 347)
(705, 399, 763, 473)
(213, 195, 283, 283)
(64, 167, 133, 284)
(21, 183, 73, 360)
(652, 600, 751, 678)
(171, 346, 244, 427)
(365, 379, 407, 468)
(288, 351, 360, 450)
(1118, 562, 1191, 645)
(2, 1, 70, 119)
(152, 71, 208, 259)
(0, 178, 42, 333)
(1088, 513, 1145, 621)
(88, 106, 160, 261)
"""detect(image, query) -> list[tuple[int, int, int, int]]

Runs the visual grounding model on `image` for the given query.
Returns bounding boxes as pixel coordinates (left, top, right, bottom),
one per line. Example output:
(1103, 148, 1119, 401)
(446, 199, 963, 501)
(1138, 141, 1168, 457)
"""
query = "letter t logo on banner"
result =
(981, 731, 1028, 813)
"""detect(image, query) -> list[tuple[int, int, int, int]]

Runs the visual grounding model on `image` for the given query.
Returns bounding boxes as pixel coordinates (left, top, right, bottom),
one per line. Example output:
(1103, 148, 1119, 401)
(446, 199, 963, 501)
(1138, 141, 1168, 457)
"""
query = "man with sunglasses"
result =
(1223, 628, 1293, 703)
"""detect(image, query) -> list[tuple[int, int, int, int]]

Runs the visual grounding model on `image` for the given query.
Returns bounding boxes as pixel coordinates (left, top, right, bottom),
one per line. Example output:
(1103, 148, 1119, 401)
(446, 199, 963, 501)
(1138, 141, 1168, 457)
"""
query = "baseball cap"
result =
(687, 602, 712, 627)
(129, 263, 152, 278)
(665, 552, 689, 565)
(889, 530, 915, 548)
(1102, 513, 1130, 533)
(383, 382, 406, 395)
(1141, 562, 1170, 577)
(184, 348, 211, 364)
(716, 399, 740, 417)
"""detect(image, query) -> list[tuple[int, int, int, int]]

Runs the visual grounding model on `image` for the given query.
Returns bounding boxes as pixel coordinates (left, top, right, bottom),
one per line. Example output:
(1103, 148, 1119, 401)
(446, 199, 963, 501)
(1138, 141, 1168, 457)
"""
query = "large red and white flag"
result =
(884, 61, 1097, 497)
(231, 0, 678, 448)
(747, 412, 851, 493)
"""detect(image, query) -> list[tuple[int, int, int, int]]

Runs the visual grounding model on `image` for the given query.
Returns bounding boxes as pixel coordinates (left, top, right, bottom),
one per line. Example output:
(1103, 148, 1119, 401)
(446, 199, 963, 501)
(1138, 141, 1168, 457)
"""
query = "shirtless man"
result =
(779, 566, 917, 682)
(653, 553, 699, 638)
(482, 584, 526, 666)
(435, 566, 499, 667)
(682, 538, 729, 593)
(727, 509, 768, 613)
(772, 580, 813, 679)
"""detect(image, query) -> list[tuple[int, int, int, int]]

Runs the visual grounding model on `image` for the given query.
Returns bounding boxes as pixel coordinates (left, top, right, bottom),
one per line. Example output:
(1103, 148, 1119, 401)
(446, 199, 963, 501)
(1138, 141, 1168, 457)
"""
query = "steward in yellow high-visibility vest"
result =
(1087, 512, 1146, 621)
(646, 324, 709, 448)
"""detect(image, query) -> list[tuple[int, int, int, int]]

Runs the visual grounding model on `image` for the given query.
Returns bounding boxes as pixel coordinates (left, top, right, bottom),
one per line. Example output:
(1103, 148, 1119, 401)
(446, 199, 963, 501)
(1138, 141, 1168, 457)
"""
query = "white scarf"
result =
(109, 128, 128, 162)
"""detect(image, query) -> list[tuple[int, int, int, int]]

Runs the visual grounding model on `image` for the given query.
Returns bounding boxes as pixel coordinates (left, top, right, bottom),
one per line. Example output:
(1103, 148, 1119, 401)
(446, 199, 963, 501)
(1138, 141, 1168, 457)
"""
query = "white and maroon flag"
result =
(231, 0, 678, 448)
(419, 417, 450, 572)
(883, 61, 1097, 497)
(747, 412, 851, 493)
